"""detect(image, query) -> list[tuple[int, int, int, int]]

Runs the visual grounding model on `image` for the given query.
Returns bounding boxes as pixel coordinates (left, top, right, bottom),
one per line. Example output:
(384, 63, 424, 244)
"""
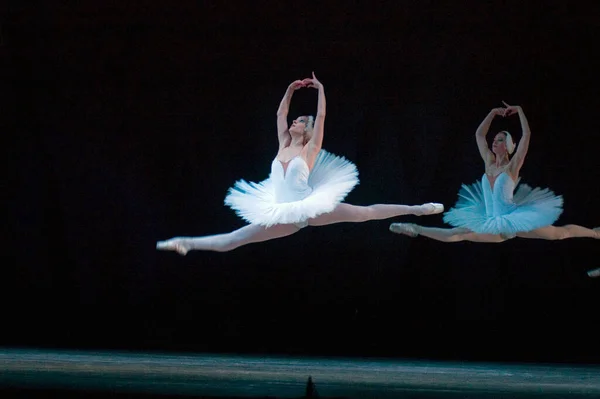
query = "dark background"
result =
(4, 2, 600, 363)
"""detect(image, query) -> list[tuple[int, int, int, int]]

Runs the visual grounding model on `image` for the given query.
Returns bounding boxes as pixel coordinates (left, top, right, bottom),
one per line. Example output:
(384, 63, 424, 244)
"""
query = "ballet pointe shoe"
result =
(587, 267, 600, 278)
(417, 203, 444, 216)
(156, 239, 189, 256)
(389, 223, 419, 237)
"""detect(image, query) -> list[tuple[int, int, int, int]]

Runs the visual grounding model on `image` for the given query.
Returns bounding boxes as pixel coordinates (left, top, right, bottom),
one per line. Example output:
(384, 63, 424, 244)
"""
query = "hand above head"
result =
(491, 107, 507, 117)
(502, 101, 521, 116)
(302, 71, 323, 90)
(288, 79, 306, 91)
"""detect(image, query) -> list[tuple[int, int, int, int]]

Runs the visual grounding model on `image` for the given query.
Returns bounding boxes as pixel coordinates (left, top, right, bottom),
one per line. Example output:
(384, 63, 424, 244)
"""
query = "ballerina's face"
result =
(492, 132, 508, 155)
(289, 116, 309, 136)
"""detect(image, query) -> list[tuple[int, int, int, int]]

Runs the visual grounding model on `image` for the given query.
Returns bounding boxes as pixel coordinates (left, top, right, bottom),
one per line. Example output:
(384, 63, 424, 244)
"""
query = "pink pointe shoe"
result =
(418, 203, 444, 216)
(156, 239, 189, 256)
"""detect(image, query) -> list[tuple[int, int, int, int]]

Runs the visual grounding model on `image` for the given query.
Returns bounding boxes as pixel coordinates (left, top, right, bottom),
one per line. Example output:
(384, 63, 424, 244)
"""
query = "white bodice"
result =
(270, 156, 313, 203)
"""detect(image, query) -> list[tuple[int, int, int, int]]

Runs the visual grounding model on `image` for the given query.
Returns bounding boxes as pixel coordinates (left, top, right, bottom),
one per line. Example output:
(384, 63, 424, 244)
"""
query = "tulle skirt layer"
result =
(224, 150, 359, 227)
(443, 180, 564, 235)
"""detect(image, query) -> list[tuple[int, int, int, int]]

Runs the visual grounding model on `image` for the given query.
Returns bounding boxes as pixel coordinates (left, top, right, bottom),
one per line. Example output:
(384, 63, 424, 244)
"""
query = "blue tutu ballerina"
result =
(390, 101, 599, 260)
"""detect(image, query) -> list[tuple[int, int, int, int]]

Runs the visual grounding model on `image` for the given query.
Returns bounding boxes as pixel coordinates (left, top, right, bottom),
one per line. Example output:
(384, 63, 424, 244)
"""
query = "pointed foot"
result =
(156, 238, 189, 256)
(389, 223, 419, 237)
(587, 267, 600, 278)
(416, 203, 444, 216)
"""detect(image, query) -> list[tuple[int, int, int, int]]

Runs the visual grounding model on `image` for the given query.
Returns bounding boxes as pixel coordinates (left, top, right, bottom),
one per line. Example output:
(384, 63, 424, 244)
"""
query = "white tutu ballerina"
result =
(224, 148, 360, 228)
(156, 73, 444, 255)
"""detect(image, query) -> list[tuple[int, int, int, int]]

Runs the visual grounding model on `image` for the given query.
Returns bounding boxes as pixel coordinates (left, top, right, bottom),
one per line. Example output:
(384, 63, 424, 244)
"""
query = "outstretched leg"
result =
(516, 225, 600, 240)
(156, 223, 301, 255)
(389, 223, 508, 243)
(308, 202, 444, 226)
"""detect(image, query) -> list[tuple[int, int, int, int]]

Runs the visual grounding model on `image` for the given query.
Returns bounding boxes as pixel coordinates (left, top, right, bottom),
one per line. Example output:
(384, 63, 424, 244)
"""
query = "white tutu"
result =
(224, 150, 359, 227)
(443, 173, 564, 236)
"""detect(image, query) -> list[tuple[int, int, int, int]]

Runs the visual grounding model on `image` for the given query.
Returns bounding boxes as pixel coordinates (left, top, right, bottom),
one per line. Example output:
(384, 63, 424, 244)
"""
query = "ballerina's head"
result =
(289, 115, 314, 145)
(492, 131, 516, 158)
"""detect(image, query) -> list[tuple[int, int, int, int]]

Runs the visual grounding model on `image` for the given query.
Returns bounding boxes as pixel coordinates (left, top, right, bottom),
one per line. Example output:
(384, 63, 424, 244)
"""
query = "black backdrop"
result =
(4, 2, 600, 363)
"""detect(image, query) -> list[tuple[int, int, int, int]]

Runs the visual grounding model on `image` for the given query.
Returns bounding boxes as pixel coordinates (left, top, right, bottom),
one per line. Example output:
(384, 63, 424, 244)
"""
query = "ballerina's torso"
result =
(483, 164, 520, 216)
(271, 149, 315, 203)
(485, 163, 516, 190)
(275, 146, 314, 178)
(277, 156, 306, 178)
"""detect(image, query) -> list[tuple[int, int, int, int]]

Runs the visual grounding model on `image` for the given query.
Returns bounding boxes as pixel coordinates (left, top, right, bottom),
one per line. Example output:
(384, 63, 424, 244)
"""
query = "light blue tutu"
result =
(443, 172, 563, 236)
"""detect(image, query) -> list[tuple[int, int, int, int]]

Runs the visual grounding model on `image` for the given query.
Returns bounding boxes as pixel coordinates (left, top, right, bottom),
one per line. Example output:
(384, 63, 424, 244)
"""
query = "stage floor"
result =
(1, 348, 599, 398)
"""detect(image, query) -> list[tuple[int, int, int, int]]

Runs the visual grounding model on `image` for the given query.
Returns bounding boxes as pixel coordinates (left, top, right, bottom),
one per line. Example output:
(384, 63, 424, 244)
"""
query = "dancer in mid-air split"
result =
(390, 102, 599, 274)
(156, 72, 444, 255)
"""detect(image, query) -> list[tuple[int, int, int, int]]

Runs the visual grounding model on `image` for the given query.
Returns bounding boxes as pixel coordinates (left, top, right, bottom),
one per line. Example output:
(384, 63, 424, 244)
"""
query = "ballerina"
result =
(157, 72, 444, 255)
(390, 102, 599, 248)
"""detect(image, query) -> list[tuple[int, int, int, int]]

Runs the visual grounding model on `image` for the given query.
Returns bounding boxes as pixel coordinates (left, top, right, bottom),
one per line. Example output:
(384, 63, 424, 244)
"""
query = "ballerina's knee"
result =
(448, 228, 474, 243)
(554, 229, 572, 240)
(543, 225, 575, 240)
(527, 226, 573, 240)
(336, 205, 373, 223)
